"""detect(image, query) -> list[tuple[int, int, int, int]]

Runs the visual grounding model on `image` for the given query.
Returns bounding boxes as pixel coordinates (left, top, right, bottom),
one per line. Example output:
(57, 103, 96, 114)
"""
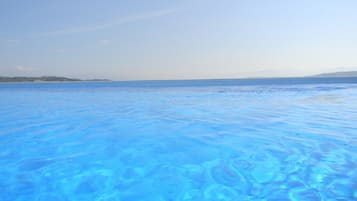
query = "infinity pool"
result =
(0, 80, 356, 200)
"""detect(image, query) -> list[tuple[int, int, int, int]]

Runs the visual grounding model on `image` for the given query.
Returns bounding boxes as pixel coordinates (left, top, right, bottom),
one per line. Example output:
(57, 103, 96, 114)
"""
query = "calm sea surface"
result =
(0, 78, 357, 200)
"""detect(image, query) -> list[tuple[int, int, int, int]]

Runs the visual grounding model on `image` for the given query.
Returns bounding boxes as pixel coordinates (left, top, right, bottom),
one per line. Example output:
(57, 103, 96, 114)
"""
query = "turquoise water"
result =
(0, 79, 357, 201)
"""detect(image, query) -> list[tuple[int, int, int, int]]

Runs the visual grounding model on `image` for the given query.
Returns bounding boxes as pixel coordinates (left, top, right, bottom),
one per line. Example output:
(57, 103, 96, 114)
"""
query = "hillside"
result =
(0, 76, 110, 82)
(314, 71, 357, 77)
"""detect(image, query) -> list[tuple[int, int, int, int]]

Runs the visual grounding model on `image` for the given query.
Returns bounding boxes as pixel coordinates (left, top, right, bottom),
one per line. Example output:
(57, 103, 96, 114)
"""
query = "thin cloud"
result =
(98, 39, 111, 45)
(0, 39, 20, 45)
(7, 39, 20, 43)
(335, 66, 357, 71)
(15, 65, 33, 72)
(43, 8, 178, 36)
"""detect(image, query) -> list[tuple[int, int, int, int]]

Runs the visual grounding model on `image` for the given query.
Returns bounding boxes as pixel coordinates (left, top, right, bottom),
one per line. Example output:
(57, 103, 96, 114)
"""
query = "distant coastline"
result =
(312, 71, 357, 78)
(0, 76, 111, 83)
(0, 71, 356, 83)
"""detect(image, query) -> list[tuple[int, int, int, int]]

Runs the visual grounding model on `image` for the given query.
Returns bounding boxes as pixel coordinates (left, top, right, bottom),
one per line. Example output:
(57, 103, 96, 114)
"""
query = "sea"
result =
(0, 77, 356, 200)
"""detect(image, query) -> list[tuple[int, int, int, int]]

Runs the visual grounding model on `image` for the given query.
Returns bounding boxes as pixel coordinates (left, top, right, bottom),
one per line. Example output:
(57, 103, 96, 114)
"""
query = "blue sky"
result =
(1, 0, 357, 80)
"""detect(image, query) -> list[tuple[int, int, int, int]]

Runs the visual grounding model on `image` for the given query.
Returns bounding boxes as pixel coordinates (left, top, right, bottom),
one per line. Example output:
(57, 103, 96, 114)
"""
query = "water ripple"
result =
(0, 82, 356, 200)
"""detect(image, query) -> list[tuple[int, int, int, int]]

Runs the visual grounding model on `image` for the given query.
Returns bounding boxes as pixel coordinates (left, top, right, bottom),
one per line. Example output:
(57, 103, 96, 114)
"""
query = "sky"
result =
(1, 0, 357, 80)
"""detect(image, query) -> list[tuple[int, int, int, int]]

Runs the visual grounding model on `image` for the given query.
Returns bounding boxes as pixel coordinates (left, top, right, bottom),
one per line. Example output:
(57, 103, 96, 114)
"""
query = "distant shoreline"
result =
(0, 71, 356, 83)
(0, 80, 112, 84)
(1, 77, 356, 88)
(0, 76, 111, 83)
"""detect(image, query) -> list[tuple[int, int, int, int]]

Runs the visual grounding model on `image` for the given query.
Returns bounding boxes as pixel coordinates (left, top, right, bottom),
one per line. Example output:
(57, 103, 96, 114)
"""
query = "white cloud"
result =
(43, 8, 178, 36)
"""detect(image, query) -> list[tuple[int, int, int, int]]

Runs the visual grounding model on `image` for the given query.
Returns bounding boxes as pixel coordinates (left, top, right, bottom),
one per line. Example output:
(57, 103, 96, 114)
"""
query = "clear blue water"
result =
(0, 79, 357, 201)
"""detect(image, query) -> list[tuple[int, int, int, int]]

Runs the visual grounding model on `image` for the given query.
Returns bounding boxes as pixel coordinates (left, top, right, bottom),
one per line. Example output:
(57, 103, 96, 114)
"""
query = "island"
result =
(313, 71, 357, 77)
(0, 76, 111, 82)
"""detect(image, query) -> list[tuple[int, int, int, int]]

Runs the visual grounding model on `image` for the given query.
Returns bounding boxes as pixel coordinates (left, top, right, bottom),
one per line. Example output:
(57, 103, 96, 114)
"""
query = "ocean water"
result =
(0, 78, 357, 201)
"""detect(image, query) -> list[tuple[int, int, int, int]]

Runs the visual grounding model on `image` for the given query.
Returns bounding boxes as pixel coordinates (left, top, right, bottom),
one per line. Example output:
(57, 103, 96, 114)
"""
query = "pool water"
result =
(0, 80, 356, 200)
